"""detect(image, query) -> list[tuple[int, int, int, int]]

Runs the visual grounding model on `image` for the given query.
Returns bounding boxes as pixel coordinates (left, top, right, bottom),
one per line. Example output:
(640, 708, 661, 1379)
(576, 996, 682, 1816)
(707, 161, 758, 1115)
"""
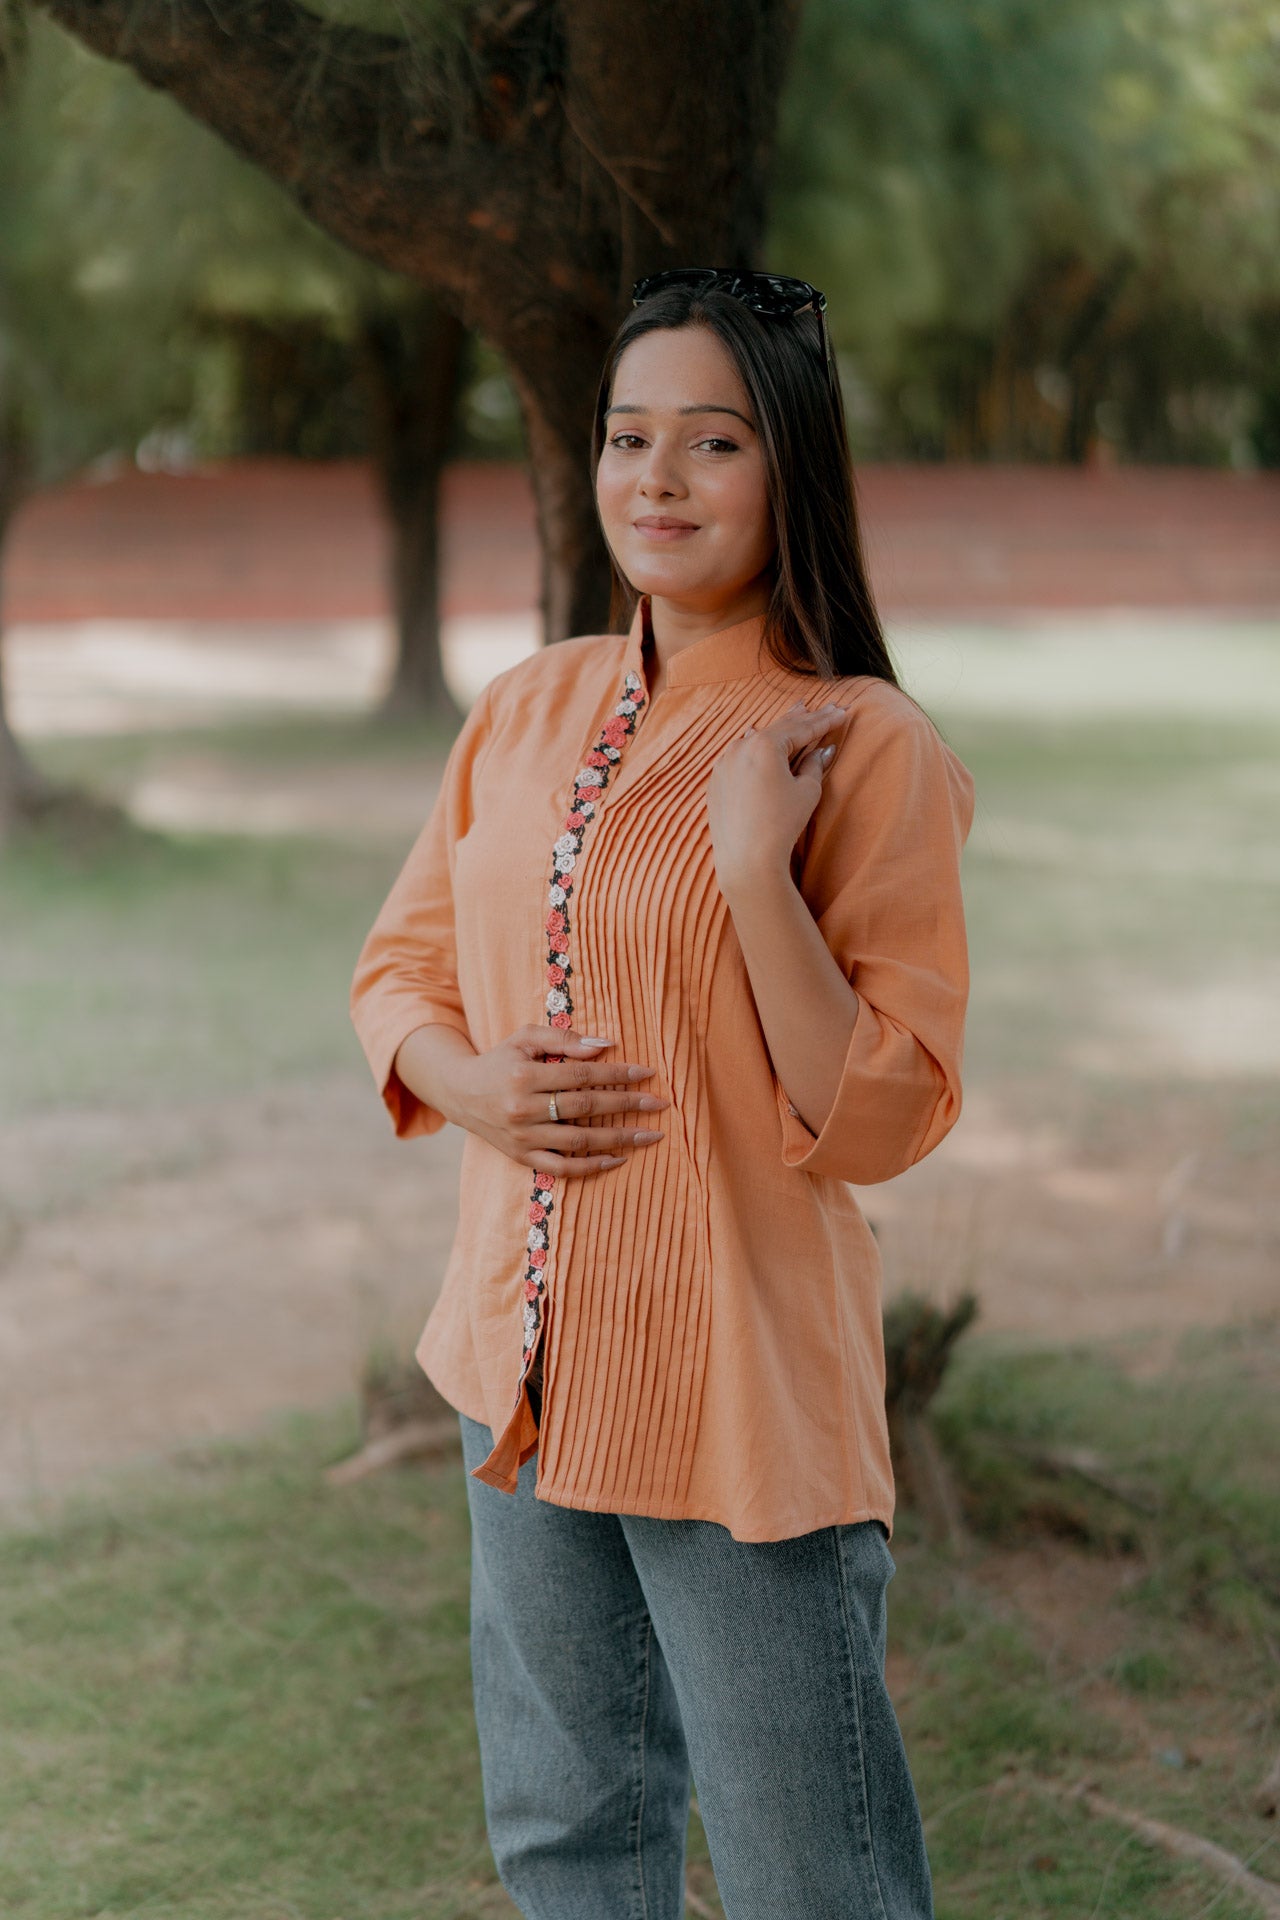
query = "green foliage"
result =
(0, 16, 352, 477)
(0, 13, 519, 477)
(769, 0, 1280, 462)
(7, 0, 1276, 474)
(0, 14, 417, 478)
(0, 19, 190, 480)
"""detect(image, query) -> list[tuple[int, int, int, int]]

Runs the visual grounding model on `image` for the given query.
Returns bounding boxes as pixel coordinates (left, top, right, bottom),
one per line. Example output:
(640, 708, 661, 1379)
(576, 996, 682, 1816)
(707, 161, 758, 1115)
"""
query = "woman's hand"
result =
(707, 699, 848, 894)
(435, 1024, 669, 1175)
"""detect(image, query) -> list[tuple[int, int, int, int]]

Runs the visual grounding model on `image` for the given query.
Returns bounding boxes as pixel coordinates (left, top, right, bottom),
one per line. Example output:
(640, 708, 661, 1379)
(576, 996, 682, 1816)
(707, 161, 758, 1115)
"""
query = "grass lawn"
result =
(6, 633, 1278, 1135)
(1, 1316, 1277, 1918)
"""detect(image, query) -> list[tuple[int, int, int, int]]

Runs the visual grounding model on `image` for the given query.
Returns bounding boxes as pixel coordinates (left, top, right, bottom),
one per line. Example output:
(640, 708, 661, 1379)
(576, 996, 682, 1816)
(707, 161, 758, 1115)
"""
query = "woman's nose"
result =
(637, 444, 685, 496)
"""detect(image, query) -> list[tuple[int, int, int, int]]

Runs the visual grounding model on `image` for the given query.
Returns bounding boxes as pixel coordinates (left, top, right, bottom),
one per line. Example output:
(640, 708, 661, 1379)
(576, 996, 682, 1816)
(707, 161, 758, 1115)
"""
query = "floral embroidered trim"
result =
(515, 667, 648, 1402)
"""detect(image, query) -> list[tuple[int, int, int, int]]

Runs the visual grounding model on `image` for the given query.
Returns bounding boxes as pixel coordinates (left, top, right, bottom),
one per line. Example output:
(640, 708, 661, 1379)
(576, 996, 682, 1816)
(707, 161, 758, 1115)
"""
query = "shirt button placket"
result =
(512, 665, 650, 1426)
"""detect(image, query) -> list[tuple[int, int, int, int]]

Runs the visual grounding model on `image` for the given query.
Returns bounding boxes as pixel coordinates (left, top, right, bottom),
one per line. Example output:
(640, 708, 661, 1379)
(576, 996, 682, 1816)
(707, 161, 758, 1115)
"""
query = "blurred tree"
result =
(184, 238, 477, 720)
(768, 0, 1280, 464)
(0, 17, 482, 832)
(0, 13, 197, 835)
(26, 0, 801, 641)
(0, 336, 41, 833)
(0, 11, 543, 788)
(354, 294, 470, 713)
(124, 103, 483, 718)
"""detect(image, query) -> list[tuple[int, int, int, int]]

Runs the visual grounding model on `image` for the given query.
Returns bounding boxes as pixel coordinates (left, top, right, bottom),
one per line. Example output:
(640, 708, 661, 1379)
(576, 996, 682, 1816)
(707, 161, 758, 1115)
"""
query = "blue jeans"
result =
(460, 1412, 936, 1919)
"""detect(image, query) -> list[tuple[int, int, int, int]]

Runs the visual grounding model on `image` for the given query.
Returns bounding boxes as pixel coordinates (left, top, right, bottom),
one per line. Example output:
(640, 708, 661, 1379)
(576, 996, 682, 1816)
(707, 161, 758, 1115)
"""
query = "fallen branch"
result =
(1006, 1441, 1161, 1516)
(992, 1771, 1280, 1919)
(324, 1416, 461, 1485)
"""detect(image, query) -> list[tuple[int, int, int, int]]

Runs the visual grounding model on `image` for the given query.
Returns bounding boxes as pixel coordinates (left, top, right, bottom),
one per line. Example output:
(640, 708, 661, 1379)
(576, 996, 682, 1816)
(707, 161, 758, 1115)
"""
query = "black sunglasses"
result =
(630, 267, 835, 384)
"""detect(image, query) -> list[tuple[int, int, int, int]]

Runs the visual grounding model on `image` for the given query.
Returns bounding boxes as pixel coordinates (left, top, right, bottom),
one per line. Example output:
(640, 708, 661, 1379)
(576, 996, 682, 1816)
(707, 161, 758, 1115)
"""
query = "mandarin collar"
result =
(620, 593, 774, 689)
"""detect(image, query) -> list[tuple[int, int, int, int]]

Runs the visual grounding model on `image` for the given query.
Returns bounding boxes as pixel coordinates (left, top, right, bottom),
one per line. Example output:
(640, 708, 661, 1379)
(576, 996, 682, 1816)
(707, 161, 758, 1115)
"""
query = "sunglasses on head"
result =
(630, 267, 835, 385)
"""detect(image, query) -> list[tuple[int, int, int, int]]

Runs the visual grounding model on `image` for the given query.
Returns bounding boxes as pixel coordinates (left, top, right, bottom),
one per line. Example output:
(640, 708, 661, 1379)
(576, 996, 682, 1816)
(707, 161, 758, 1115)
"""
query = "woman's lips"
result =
(633, 518, 700, 541)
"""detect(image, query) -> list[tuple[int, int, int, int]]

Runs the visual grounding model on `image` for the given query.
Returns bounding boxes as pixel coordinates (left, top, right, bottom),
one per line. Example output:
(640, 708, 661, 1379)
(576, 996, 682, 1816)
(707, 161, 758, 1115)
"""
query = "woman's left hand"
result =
(707, 699, 849, 894)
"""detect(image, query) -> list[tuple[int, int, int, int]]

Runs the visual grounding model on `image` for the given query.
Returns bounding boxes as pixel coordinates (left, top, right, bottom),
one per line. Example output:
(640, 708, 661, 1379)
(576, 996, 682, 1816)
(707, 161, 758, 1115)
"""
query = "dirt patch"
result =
(124, 747, 445, 840)
(959, 1537, 1280, 1827)
(2, 1075, 1275, 1518)
(0, 1077, 465, 1515)
(858, 1084, 1279, 1375)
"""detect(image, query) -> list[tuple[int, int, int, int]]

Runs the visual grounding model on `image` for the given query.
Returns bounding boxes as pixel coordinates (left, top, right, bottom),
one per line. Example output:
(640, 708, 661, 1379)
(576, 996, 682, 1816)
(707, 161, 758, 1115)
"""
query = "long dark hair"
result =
(589, 281, 899, 686)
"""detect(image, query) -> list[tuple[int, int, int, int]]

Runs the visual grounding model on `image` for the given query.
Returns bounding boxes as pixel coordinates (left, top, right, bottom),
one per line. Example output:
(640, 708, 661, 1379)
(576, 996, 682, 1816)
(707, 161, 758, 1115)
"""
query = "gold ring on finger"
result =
(548, 1091, 561, 1123)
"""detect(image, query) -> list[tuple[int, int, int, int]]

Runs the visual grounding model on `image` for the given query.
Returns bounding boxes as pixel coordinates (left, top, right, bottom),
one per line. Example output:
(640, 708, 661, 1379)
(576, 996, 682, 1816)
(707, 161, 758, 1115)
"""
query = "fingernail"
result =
(578, 1035, 611, 1047)
(820, 744, 835, 764)
(627, 1065, 654, 1079)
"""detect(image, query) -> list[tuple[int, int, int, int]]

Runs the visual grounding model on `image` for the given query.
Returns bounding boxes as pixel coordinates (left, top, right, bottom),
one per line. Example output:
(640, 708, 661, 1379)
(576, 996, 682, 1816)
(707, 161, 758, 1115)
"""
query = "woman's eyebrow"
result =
(604, 403, 754, 427)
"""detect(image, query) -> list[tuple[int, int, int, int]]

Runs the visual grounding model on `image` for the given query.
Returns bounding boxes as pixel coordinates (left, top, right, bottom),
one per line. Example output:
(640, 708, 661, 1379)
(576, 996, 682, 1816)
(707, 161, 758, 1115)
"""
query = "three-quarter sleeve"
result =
(772, 679, 976, 1185)
(349, 673, 499, 1139)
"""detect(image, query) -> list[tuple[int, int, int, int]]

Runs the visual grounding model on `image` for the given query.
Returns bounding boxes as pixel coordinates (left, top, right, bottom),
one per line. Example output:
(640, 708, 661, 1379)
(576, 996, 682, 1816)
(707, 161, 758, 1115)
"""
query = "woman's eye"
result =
(607, 433, 739, 453)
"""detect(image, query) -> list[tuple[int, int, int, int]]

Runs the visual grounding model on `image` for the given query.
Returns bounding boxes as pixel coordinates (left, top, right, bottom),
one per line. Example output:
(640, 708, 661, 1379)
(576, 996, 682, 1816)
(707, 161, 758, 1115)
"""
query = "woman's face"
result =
(595, 324, 776, 614)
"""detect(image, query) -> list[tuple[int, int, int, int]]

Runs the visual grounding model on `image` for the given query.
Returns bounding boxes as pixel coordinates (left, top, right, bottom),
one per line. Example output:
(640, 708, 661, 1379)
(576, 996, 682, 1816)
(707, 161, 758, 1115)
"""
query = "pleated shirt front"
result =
(348, 595, 975, 1543)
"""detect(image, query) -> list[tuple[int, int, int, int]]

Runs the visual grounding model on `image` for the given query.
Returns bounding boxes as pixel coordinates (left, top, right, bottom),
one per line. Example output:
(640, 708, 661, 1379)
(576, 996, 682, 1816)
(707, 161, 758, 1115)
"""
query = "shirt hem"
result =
(414, 1346, 490, 1429)
(532, 1471, 895, 1546)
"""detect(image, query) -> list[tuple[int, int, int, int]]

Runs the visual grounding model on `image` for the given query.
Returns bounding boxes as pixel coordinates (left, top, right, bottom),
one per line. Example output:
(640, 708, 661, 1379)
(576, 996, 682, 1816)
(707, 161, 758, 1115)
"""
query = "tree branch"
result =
(29, 0, 582, 313)
(994, 1773, 1280, 1920)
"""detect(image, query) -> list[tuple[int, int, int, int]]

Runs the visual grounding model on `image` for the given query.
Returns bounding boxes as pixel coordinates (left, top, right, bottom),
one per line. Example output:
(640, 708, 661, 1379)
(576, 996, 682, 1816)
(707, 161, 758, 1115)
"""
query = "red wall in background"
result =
(8, 457, 1279, 624)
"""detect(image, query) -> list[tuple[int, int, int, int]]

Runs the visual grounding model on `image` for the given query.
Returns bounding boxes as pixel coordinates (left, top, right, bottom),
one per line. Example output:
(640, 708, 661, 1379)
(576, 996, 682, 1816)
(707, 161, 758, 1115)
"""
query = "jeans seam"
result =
(629, 1612, 654, 1920)
(832, 1527, 891, 1920)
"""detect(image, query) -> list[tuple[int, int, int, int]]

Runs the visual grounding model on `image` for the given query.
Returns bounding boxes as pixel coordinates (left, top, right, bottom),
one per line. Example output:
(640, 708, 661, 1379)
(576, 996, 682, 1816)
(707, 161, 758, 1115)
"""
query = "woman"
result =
(349, 267, 974, 1919)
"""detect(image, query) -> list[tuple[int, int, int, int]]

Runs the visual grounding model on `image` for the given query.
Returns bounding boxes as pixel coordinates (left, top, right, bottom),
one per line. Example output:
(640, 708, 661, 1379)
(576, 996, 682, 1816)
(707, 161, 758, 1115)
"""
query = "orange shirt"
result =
(349, 595, 975, 1542)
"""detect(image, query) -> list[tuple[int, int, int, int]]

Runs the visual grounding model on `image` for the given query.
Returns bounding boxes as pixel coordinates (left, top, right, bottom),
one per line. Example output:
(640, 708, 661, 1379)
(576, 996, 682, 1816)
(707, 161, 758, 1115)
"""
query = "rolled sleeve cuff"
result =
(772, 998, 953, 1186)
(359, 1003, 474, 1141)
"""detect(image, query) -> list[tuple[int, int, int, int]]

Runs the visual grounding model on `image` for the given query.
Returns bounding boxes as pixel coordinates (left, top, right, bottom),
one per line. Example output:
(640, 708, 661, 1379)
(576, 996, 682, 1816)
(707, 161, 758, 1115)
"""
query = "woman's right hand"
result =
(434, 1023, 669, 1175)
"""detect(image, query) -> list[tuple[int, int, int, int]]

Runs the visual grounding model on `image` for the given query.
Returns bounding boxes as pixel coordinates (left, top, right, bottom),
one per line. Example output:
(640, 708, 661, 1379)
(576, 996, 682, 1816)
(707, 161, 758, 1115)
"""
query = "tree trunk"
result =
(883, 1288, 979, 1548)
(0, 348, 130, 850)
(30, 0, 803, 651)
(503, 307, 618, 646)
(0, 386, 55, 843)
(1060, 255, 1134, 463)
(522, 393, 615, 645)
(353, 291, 468, 721)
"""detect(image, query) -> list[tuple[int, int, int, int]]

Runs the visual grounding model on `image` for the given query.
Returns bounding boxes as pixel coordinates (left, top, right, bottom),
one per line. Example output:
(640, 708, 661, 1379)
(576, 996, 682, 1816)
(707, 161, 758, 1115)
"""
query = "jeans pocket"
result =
(835, 1518, 896, 1591)
(863, 1518, 896, 1582)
